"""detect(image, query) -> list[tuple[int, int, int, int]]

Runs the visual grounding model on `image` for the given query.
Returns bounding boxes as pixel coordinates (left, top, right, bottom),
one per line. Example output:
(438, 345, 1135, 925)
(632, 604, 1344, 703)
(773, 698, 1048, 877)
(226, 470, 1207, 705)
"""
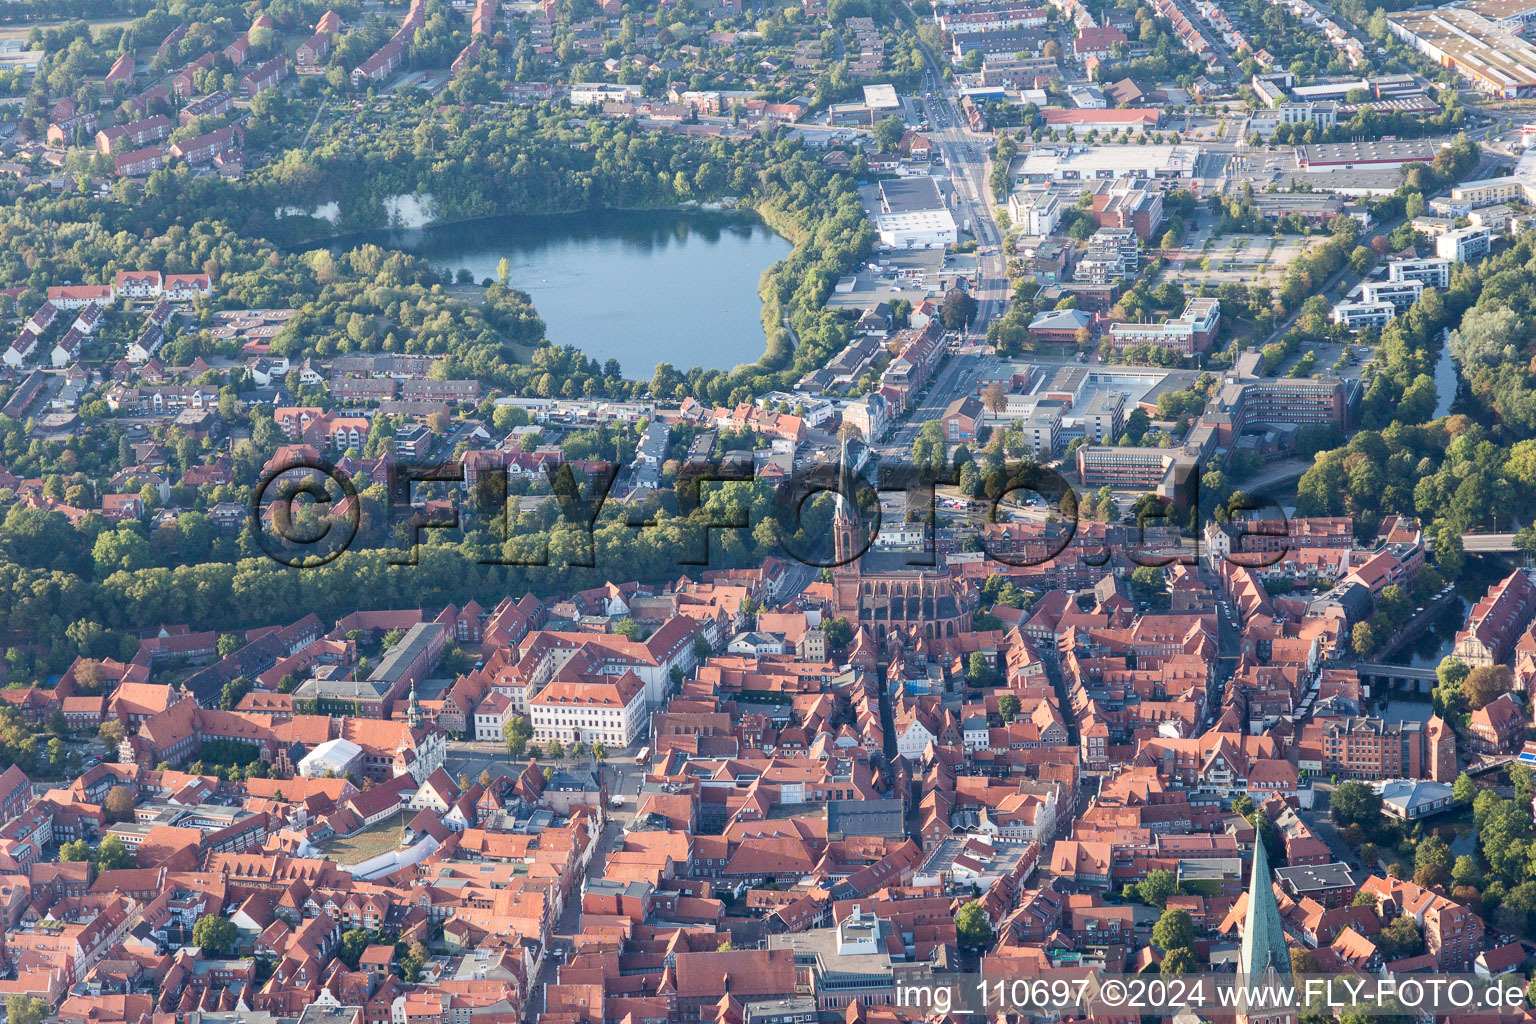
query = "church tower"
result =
(832, 494, 860, 571)
(829, 433, 865, 622)
(1236, 836, 1295, 1024)
(406, 681, 422, 729)
(831, 432, 863, 578)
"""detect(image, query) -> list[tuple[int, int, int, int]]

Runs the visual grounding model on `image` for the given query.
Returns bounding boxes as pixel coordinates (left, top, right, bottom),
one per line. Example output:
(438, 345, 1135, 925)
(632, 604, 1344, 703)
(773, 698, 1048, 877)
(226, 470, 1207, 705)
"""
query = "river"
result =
(343, 209, 792, 378)
(1432, 328, 1459, 419)
(1380, 553, 1512, 720)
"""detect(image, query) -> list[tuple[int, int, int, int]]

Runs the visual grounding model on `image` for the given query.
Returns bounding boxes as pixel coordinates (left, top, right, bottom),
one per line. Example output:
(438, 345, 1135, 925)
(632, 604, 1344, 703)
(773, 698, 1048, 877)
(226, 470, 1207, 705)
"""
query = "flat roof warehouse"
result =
(1295, 139, 1442, 170)
(879, 177, 948, 213)
(1389, 0, 1536, 97)
(1014, 144, 1200, 181)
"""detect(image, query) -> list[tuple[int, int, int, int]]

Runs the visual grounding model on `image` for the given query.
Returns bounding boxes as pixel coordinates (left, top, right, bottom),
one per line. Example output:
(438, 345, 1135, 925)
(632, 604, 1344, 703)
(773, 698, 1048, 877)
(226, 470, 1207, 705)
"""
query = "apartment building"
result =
(1076, 227, 1140, 284)
(1359, 278, 1424, 311)
(1296, 716, 1423, 780)
(1388, 256, 1452, 288)
(1332, 300, 1396, 330)
(1453, 569, 1536, 667)
(1107, 297, 1221, 355)
(1007, 191, 1061, 236)
(1468, 692, 1524, 753)
(1436, 225, 1492, 263)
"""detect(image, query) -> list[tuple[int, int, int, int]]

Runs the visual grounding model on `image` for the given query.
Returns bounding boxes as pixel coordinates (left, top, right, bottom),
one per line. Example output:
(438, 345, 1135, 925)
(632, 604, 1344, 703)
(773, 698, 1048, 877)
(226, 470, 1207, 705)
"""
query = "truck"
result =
(963, 218, 971, 232)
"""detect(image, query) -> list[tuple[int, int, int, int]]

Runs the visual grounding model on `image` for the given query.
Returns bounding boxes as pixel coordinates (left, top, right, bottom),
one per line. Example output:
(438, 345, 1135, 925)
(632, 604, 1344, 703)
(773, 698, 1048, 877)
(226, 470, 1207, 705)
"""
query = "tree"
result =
(823, 618, 853, 650)
(1139, 869, 1177, 909)
(954, 900, 992, 949)
(401, 940, 429, 982)
(1159, 946, 1195, 976)
(219, 675, 252, 711)
(1377, 915, 1424, 959)
(1435, 524, 1465, 580)
(192, 914, 239, 956)
(545, 739, 563, 759)
(1352, 620, 1379, 657)
(103, 785, 135, 822)
(59, 839, 91, 863)
(493, 404, 529, 431)
(1330, 780, 1382, 830)
(1291, 948, 1323, 974)
(339, 928, 370, 968)
(872, 115, 904, 152)
(6, 995, 48, 1024)
(96, 835, 132, 872)
(593, 741, 608, 761)
(1437, 657, 1470, 689)
(1122, 407, 1151, 444)
(1152, 907, 1194, 951)
(98, 719, 124, 750)
(1451, 854, 1481, 889)
(983, 381, 1007, 414)
(966, 652, 993, 687)
(1453, 773, 1477, 805)
(942, 289, 977, 330)
(1464, 664, 1513, 710)
(997, 693, 1020, 722)
(479, 769, 493, 788)
(505, 716, 533, 757)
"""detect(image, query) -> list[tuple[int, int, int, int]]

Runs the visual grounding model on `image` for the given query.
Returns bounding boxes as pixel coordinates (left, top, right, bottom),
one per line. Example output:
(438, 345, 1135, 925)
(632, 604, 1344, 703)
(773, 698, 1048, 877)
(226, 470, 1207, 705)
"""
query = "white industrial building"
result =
(875, 177, 957, 248)
(1014, 144, 1200, 182)
(862, 83, 899, 109)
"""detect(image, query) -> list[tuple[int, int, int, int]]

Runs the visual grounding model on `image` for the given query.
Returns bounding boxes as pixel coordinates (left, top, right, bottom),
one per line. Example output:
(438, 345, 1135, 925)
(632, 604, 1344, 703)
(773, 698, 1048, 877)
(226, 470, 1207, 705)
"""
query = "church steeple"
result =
(1238, 834, 1293, 1011)
(833, 491, 859, 569)
(406, 682, 421, 728)
(832, 432, 861, 572)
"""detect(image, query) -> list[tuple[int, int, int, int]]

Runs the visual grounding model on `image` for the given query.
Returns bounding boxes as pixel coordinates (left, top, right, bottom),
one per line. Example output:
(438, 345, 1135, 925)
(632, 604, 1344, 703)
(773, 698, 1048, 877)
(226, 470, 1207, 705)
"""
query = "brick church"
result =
(829, 491, 973, 640)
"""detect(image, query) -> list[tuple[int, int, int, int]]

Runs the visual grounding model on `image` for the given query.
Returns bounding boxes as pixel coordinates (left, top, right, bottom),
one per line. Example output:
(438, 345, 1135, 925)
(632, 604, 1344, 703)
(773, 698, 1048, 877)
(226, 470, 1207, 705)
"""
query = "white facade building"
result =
(1436, 225, 1492, 263)
(875, 177, 957, 248)
(529, 673, 648, 748)
(473, 692, 513, 742)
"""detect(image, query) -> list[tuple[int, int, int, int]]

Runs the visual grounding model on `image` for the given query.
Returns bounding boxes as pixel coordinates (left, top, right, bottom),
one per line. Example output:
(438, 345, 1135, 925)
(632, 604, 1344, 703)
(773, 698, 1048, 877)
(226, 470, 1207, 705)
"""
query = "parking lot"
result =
(1165, 233, 1329, 287)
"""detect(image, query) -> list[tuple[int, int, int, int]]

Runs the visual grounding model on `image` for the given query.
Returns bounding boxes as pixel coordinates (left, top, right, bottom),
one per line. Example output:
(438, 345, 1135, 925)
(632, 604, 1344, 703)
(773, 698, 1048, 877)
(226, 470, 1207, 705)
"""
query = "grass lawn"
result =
(0, 17, 136, 43)
(325, 809, 408, 865)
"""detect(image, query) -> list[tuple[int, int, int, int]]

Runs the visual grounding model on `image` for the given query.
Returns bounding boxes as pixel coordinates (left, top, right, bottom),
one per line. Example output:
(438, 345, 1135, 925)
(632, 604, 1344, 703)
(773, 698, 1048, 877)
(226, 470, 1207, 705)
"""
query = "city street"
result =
(911, 40, 1009, 335)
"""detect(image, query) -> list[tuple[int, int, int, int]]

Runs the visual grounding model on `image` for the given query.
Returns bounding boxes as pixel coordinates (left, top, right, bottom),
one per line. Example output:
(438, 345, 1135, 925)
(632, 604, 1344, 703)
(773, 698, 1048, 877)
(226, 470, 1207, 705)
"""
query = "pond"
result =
(347, 209, 792, 378)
